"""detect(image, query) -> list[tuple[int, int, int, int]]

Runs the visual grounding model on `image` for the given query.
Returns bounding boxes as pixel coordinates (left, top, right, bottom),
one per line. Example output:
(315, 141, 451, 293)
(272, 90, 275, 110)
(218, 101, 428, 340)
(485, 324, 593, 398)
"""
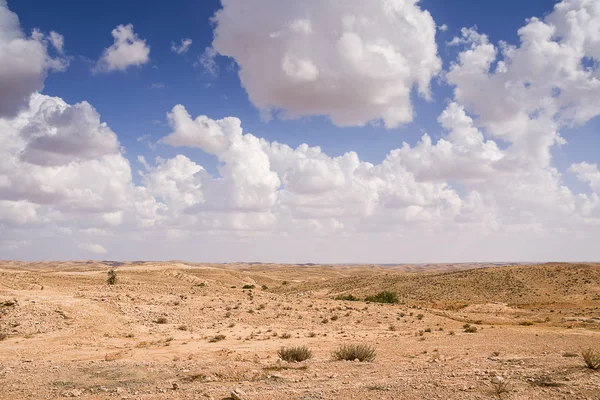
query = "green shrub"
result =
(278, 346, 312, 362)
(107, 269, 117, 285)
(242, 284, 255, 290)
(364, 291, 399, 304)
(332, 344, 376, 362)
(334, 294, 359, 301)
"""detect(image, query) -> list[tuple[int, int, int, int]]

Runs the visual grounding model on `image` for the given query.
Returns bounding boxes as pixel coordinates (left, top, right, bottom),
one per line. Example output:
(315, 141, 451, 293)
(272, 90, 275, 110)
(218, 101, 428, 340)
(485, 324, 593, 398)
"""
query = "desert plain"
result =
(0, 261, 599, 399)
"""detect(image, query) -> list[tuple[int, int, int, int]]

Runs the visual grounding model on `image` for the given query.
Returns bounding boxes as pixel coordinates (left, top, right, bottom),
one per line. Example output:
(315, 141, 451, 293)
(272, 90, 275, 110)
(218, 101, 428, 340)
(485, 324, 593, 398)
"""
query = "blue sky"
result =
(12, 0, 573, 172)
(1, 0, 599, 262)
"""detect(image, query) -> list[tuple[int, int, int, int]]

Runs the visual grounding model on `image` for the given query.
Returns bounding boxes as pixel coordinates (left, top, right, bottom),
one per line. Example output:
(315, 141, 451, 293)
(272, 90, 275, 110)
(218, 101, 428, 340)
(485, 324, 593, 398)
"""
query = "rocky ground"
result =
(0, 261, 599, 399)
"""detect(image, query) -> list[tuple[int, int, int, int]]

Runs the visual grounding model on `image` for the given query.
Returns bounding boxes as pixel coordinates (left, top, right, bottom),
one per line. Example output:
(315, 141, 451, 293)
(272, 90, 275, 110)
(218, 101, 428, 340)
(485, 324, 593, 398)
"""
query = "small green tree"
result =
(365, 291, 399, 304)
(107, 269, 117, 285)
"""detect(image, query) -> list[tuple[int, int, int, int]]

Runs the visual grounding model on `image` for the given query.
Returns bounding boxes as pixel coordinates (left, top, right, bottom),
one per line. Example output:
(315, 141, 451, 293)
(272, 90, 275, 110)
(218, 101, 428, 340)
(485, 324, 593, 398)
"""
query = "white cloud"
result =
(0, 200, 38, 225)
(78, 242, 108, 254)
(0, 93, 142, 217)
(447, 0, 600, 168)
(18, 95, 120, 166)
(171, 38, 192, 54)
(94, 24, 150, 73)
(211, 0, 442, 128)
(48, 31, 64, 53)
(197, 46, 218, 76)
(570, 162, 600, 194)
(102, 211, 124, 226)
(0, 1, 67, 118)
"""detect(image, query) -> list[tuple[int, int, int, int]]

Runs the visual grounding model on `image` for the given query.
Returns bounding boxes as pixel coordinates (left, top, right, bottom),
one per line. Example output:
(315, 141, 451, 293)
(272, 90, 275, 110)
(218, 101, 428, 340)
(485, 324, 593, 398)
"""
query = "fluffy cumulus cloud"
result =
(0, 1, 67, 118)
(211, 0, 441, 128)
(0, 92, 167, 257)
(156, 106, 464, 233)
(94, 24, 150, 73)
(442, 0, 600, 235)
(447, 0, 600, 168)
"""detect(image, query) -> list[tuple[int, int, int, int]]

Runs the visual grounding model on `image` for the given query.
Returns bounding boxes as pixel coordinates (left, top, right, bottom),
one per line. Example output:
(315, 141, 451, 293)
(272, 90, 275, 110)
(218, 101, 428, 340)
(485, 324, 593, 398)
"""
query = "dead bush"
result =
(277, 346, 313, 362)
(581, 348, 600, 370)
(332, 343, 376, 362)
(209, 334, 226, 343)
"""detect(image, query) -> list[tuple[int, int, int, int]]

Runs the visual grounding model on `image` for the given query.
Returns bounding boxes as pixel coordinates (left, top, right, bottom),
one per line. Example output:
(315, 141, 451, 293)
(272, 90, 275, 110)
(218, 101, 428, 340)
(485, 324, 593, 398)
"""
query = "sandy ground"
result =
(1, 261, 599, 399)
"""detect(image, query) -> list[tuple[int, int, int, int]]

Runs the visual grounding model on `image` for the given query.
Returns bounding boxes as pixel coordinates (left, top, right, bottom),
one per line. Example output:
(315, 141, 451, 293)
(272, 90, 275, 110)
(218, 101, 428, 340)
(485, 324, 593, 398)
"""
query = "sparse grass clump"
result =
(0, 333, 7, 341)
(209, 334, 226, 343)
(519, 321, 534, 326)
(491, 377, 510, 398)
(332, 343, 376, 362)
(364, 291, 399, 304)
(277, 346, 312, 362)
(155, 317, 168, 324)
(581, 348, 600, 370)
(463, 323, 477, 333)
(334, 294, 359, 301)
(280, 333, 292, 339)
(107, 269, 117, 285)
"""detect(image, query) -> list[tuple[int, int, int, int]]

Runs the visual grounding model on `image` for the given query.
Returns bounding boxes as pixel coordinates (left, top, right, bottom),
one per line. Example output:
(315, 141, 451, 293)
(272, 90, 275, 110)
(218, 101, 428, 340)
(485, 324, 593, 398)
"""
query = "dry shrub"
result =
(581, 348, 600, 370)
(278, 346, 312, 362)
(209, 334, 226, 343)
(491, 377, 510, 398)
(332, 343, 376, 362)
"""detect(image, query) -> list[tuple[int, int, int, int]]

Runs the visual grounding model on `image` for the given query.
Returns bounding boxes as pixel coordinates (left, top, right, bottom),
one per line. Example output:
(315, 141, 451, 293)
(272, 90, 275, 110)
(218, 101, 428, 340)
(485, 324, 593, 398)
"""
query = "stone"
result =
(231, 388, 247, 400)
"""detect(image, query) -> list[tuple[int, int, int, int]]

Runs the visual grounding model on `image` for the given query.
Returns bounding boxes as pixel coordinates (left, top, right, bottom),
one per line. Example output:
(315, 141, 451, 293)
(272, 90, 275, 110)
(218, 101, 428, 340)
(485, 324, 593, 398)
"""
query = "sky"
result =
(1, 0, 599, 263)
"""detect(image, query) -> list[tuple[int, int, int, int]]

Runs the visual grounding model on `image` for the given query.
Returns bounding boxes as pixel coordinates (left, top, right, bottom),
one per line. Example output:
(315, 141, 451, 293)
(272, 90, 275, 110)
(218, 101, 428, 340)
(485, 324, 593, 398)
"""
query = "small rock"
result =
(231, 388, 247, 400)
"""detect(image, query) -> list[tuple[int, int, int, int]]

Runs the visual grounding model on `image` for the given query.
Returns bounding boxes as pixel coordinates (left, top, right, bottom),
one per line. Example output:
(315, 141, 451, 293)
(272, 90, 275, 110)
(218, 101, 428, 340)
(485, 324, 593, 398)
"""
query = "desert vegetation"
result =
(277, 346, 313, 362)
(332, 343, 376, 362)
(0, 261, 599, 399)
